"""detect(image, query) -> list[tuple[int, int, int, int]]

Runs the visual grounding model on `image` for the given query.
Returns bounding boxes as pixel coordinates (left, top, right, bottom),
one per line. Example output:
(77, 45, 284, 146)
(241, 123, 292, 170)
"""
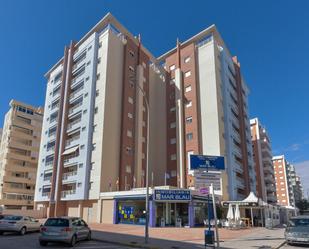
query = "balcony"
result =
(65, 135, 80, 148)
(63, 155, 79, 167)
(68, 101, 83, 117)
(69, 88, 84, 103)
(264, 174, 274, 184)
(62, 171, 77, 182)
(61, 189, 76, 199)
(67, 116, 82, 132)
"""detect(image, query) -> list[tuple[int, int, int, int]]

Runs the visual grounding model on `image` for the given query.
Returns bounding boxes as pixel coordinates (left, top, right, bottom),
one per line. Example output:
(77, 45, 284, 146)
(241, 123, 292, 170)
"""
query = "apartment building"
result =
(157, 26, 255, 201)
(250, 118, 277, 204)
(0, 100, 43, 209)
(273, 155, 296, 207)
(34, 13, 167, 220)
(294, 175, 303, 204)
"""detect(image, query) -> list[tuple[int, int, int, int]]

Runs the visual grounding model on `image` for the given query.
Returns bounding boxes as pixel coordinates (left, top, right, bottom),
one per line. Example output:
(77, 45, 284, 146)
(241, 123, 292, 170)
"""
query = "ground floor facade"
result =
(35, 186, 214, 227)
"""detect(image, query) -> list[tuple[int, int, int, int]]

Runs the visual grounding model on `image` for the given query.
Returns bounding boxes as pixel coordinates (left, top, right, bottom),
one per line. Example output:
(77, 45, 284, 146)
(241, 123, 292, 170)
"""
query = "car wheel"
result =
(19, 227, 26, 236)
(39, 241, 48, 246)
(86, 231, 91, 241)
(70, 235, 77, 247)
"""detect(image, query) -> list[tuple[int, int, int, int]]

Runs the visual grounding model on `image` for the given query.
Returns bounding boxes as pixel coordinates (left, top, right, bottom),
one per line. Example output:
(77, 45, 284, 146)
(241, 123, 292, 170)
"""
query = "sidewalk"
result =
(90, 223, 286, 249)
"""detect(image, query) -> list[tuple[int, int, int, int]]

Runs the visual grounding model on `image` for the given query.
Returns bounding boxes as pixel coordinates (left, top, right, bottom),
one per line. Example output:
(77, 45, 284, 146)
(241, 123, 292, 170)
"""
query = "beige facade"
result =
(250, 118, 277, 204)
(0, 100, 43, 209)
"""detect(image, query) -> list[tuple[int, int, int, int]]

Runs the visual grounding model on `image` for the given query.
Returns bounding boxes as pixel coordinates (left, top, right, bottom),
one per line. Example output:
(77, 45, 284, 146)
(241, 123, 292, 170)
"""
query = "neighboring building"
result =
(294, 175, 303, 204)
(250, 118, 277, 204)
(157, 26, 255, 201)
(0, 100, 43, 209)
(34, 13, 167, 219)
(273, 155, 297, 207)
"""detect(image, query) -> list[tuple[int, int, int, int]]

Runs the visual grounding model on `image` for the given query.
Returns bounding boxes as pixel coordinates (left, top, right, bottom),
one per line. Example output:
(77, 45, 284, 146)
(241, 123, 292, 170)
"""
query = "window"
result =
(186, 116, 193, 124)
(88, 45, 92, 51)
(185, 101, 192, 108)
(128, 97, 133, 104)
(126, 165, 131, 173)
(171, 170, 177, 177)
(127, 130, 133, 138)
(93, 125, 97, 132)
(129, 50, 134, 57)
(170, 107, 176, 112)
(97, 57, 101, 64)
(186, 133, 193, 140)
(185, 85, 192, 92)
(99, 41, 102, 48)
(128, 113, 133, 119)
(170, 122, 176, 129)
(170, 154, 176, 160)
(84, 93, 88, 97)
(96, 90, 99, 97)
(129, 66, 135, 72)
(169, 64, 176, 71)
(170, 78, 175, 85)
(170, 138, 176, 144)
(80, 145, 85, 149)
(94, 107, 98, 114)
(184, 56, 191, 63)
(184, 71, 191, 78)
(96, 74, 100, 80)
(92, 143, 96, 151)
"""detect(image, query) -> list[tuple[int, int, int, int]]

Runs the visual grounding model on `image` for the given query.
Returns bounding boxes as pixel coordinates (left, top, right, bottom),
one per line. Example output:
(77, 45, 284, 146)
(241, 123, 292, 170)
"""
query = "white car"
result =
(0, 215, 41, 235)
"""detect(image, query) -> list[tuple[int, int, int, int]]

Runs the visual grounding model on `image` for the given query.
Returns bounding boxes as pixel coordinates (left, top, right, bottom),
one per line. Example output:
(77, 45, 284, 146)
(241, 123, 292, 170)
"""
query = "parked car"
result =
(0, 215, 41, 235)
(39, 217, 91, 247)
(285, 216, 309, 245)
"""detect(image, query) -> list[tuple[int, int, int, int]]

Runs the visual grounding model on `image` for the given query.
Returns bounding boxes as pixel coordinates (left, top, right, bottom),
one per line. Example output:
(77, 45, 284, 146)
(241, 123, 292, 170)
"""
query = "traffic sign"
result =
(190, 155, 225, 170)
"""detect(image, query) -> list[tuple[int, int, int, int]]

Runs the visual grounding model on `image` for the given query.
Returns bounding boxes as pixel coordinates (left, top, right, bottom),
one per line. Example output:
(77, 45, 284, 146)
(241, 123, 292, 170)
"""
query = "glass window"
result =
(186, 133, 193, 140)
(117, 200, 146, 225)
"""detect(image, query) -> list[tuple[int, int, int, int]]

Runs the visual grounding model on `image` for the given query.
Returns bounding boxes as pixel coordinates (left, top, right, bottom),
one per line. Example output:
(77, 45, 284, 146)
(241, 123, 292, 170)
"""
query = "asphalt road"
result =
(0, 231, 133, 249)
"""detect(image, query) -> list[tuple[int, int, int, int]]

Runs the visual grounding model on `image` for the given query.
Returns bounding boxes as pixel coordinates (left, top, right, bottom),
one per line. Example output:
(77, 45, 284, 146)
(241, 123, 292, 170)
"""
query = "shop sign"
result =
(194, 172, 222, 191)
(154, 189, 191, 201)
(190, 155, 225, 170)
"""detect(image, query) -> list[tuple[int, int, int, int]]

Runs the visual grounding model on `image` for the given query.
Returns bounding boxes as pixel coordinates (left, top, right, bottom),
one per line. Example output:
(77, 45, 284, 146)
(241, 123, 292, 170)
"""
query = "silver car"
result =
(0, 215, 41, 235)
(285, 216, 309, 245)
(39, 217, 91, 247)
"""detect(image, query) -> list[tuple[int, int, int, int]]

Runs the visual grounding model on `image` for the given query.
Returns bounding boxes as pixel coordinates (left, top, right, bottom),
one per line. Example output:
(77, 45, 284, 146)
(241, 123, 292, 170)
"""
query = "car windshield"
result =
(289, 218, 309, 227)
(3, 215, 23, 221)
(45, 218, 69, 227)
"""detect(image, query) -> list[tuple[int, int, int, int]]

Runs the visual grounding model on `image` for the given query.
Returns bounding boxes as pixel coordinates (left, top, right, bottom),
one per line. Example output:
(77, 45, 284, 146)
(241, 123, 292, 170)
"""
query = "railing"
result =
(43, 176, 52, 182)
(42, 192, 51, 197)
(51, 102, 60, 110)
(68, 102, 83, 115)
(61, 189, 76, 198)
(62, 171, 77, 180)
(67, 118, 81, 131)
(69, 86, 84, 100)
(65, 136, 80, 147)
(45, 160, 54, 167)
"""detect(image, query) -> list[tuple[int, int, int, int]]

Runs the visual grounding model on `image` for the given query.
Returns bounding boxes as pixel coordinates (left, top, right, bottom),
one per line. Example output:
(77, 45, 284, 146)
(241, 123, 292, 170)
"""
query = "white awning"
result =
(62, 145, 79, 156)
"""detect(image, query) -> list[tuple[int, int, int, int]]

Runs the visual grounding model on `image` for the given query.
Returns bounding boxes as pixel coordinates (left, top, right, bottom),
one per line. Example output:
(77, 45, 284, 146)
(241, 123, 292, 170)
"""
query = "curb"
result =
(92, 237, 161, 249)
(273, 241, 286, 249)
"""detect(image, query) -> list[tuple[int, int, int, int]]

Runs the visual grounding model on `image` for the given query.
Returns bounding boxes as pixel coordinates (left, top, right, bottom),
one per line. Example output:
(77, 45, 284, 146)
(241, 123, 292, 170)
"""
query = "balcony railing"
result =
(62, 171, 77, 180)
(61, 189, 76, 198)
(65, 136, 80, 147)
(42, 192, 51, 197)
(67, 118, 81, 131)
(68, 102, 83, 115)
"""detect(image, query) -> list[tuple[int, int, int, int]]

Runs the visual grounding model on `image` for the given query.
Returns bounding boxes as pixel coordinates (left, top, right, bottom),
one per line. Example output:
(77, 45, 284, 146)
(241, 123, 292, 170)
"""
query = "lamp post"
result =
(134, 82, 150, 244)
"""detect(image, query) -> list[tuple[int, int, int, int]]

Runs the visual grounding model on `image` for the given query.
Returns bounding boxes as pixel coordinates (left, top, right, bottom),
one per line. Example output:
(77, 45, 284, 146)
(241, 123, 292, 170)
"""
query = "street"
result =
(0, 232, 132, 249)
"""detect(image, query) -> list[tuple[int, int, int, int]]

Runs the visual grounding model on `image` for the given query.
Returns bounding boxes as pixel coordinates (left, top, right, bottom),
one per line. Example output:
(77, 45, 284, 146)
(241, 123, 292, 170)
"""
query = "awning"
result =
(62, 145, 79, 156)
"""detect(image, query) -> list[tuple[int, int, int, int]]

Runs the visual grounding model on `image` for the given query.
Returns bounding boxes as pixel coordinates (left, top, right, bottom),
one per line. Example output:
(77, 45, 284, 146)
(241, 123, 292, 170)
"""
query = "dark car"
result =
(39, 217, 91, 247)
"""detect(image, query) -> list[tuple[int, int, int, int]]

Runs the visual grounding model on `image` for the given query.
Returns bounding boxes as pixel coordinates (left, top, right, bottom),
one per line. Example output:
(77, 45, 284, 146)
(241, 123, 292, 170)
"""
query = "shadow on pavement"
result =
(92, 229, 237, 249)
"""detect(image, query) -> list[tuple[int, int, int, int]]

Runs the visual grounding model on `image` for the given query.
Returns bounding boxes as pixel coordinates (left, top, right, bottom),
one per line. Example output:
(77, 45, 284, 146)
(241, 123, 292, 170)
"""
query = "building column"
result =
(113, 200, 117, 224)
(78, 201, 83, 218)
(149, 200, 156, 227)
(188, 201, 195, 227)
(97, 199, 102, 223)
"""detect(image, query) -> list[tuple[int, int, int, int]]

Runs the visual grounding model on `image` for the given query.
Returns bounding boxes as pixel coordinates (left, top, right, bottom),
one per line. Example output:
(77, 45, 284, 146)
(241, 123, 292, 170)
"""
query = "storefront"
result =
(99, 186, 213, 227)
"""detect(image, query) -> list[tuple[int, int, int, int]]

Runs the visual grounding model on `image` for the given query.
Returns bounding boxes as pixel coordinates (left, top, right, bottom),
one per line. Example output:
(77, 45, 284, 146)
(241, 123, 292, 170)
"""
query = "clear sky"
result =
(1, 0, 308, 195)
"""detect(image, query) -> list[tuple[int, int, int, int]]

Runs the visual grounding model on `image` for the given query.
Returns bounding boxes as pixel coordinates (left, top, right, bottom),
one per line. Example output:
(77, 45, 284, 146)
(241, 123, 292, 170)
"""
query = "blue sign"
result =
(190, 155, 225, 170)
(154, 189, 191, 201)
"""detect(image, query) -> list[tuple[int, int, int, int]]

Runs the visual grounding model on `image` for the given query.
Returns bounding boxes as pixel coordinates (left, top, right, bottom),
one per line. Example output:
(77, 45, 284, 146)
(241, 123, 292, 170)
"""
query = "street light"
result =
(133, 82, 150, 244)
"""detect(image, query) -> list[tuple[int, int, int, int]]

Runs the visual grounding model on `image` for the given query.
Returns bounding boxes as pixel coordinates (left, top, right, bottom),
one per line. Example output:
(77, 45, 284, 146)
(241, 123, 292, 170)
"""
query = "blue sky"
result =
(1, 1, 308, 194)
